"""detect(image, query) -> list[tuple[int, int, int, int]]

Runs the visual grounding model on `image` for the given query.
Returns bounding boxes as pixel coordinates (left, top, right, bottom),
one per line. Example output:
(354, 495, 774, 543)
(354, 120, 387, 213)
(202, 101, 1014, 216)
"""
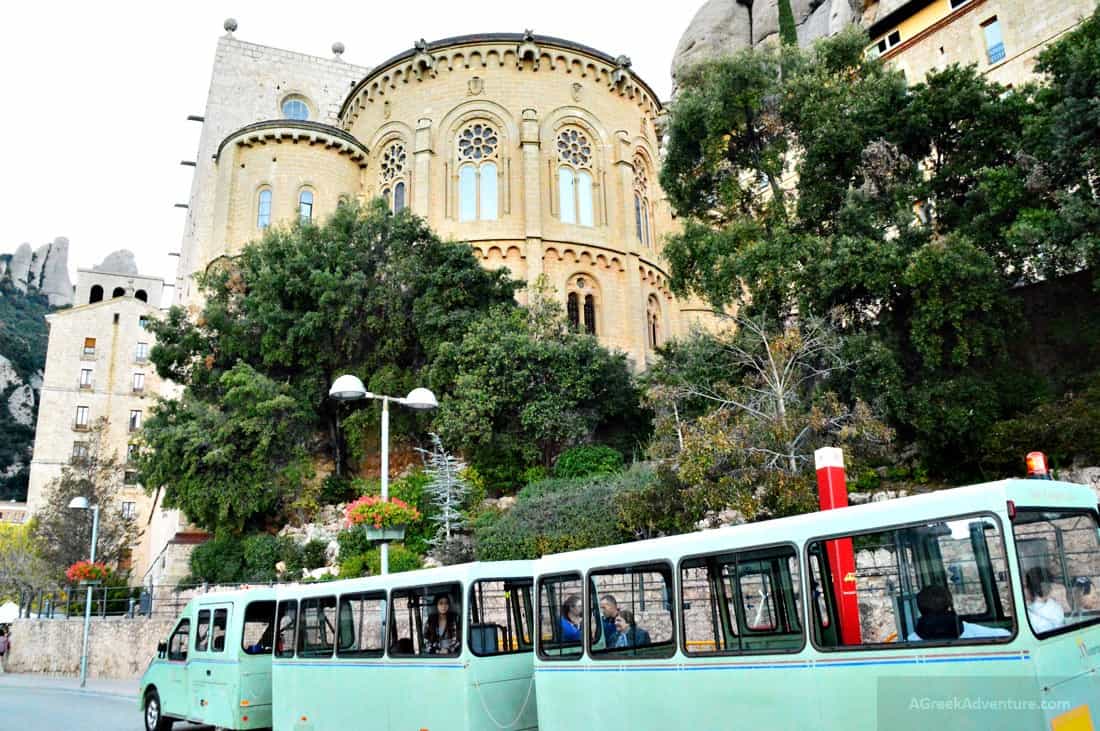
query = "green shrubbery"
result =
(338, 544, 422, 578)
(474, 467, 656, 561)
(186, 532, 320, 585)
(552, 444, 624, 479)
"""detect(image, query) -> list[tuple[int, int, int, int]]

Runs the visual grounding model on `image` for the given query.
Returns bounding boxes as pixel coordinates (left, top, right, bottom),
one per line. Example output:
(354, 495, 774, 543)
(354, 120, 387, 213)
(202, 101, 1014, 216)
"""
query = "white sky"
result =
(1, 1, 699, 287)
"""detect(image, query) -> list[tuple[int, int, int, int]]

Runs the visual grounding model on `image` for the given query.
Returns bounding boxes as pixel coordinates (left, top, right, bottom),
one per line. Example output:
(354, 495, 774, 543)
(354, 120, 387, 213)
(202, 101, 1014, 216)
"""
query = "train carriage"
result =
(532, 479, 1100, 731)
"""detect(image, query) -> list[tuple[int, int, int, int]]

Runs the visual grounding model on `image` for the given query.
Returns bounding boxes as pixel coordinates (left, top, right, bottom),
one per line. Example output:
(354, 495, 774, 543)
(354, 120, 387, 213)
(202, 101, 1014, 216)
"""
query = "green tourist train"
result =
(141, 478, 1100, 730)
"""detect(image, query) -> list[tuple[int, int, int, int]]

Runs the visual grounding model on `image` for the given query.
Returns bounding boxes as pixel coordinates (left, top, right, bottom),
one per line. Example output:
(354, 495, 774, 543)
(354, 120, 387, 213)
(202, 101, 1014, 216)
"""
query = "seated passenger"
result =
(610, 609, 651, 648)
(559, 594, 583, 643)
(244, 625, 274, 654)
(906, 585, 1011, 642)
(1025, 567, 1065, 633)
(424, 594, 459, 655)
(599, 594, 620, 646)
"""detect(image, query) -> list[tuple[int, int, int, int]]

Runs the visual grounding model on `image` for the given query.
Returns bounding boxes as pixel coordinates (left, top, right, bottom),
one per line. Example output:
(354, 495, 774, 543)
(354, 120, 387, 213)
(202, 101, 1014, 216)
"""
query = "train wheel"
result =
(144, 689, 173, 731)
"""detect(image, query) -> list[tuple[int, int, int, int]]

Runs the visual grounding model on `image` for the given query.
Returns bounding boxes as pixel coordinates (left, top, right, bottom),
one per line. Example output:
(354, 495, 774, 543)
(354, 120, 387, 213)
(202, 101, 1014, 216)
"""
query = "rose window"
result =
(380, 142, 407, 182)
(458, 123, 498, 161)
(557, 129, 592, 168)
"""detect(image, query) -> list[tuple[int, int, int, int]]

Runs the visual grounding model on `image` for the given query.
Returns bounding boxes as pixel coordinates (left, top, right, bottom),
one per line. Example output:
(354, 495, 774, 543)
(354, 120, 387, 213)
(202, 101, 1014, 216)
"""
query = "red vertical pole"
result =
(814, 447, 862, 646)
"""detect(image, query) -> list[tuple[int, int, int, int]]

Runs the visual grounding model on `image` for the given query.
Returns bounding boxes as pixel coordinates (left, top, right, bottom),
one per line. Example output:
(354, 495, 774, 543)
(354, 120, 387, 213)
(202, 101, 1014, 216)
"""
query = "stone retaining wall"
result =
(5, 616, 176, 679)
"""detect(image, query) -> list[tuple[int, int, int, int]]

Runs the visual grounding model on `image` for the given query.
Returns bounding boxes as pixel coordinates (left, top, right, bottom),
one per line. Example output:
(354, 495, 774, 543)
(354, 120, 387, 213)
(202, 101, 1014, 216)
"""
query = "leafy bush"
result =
(337, 527, 371, 562)
(616, 465, 698, 539)
(188, 534, 245, 584)
(188, 532, 307, 584)
(475, 467, 654, 561)
(301, 539, 328, 570)
(553, 444, 624, 479)
(339, 544, 422, 578)
(319, 474, 357, 505)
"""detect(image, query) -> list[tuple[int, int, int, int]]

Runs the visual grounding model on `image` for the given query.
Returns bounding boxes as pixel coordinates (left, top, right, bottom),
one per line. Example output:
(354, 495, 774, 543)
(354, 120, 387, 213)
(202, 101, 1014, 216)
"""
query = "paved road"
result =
(0, 683, 213, 731)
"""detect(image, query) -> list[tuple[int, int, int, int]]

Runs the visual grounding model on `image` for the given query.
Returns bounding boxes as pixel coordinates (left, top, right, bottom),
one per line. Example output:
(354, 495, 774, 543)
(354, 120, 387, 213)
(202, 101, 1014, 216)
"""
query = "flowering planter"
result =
(77, 580, 103, 587)
(364, 525, 407, 541)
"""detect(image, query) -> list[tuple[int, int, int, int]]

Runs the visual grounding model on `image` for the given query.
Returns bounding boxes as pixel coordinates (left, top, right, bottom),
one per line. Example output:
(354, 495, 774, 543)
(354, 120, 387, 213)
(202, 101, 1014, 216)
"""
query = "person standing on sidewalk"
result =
(0, 628, 10, 673)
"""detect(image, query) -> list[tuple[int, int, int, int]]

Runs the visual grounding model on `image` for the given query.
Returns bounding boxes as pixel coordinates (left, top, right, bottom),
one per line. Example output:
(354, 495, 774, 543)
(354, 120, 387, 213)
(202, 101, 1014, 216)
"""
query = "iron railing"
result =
(14, 582, 274, 621)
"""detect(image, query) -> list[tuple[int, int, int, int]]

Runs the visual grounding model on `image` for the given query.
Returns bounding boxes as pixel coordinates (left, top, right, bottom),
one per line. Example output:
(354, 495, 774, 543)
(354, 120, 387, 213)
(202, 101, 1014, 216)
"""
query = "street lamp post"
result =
(329, 376, 438, 574)
(68, 496, 100, 688)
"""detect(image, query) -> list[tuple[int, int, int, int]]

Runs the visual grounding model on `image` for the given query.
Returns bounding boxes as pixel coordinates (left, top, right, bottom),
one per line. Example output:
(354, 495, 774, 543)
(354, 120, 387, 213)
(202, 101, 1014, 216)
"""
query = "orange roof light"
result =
(1026, 451, 1050, 478)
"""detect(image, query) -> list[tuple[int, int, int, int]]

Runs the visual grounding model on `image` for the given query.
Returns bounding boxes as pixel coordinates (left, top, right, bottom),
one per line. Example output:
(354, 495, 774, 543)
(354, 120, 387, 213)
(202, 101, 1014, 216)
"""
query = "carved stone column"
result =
(521, 108, 543, 302)
(413, 117, 432, 217)
(614, 131, 648, 368)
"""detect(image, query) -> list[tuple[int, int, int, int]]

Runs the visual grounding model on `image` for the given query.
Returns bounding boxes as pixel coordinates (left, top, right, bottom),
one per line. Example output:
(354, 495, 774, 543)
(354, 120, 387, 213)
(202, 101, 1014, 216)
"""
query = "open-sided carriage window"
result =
(590, 564, 675, 658)
(168, 619, 190, 661)
(337, 592, 387, 657)
(298, 596, 337, 657)
(681, 545, 802, 655)
(389, 582, 462, 657)
(274, 600, 298, 658)
(195, 609, 211, 652)
(1013, 508, 1100, 637)
(537, 573, 583, 659)
(807, 514, 1014, 649)
(241, 600, 276, 654)
(211, 608, 228, 652)
(468, 579, 534, 656)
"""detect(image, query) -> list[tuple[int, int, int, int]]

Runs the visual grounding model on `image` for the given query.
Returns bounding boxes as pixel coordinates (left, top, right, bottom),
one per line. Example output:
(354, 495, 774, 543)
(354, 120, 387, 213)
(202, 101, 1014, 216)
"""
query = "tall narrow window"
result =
(74, 406, 89, 429)
(647, 295, 662, 349)
(132, 372, 145, 393)
(379, 142, 408, 213)
(983, 18, 1005, 64)
(394, 182, 406, 213)
(82, 337, 96, 357)
(556, 128, 594, 226)
(129, 409, 142, 432)
(299, 190, 314, 223)
(72, 442, 89, 463)
(121, 502, 137, 519)
(79, 368, 93, 389)
(89, 285, 103, 304)
(257, 189, 272, 229)
(459, 165, 478, 221)
(566, 292, 580, 330)
(633, 155, 652, 246)
(457, 122, 500, 221)
(583, 295, 597, 336)
(135, 342, 149, 362)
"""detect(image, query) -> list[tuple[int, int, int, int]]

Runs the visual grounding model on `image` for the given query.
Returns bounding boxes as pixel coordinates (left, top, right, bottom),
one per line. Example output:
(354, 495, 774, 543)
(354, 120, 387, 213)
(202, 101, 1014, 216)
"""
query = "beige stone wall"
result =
(881, 0, 1094, 87)
(217, 134, 363, 257)
(5, 617, 176, 679)
(26, 296, 170, 581)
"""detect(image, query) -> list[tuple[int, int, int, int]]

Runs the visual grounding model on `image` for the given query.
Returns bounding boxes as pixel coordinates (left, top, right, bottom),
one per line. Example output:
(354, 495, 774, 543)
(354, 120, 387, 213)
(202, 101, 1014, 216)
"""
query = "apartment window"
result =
(870, 29, 902, 57)
(132, 372, 145, 393)
(121, 501, 137, 519)
(79, 368, 93, 389)
(74, 406, 90, 429)
(82, 337, 96, 357)
(129, 409, 142, 432)
(139, 316, 149, 330)
(71, 442, 89, 463)
(983, 18, 1006, 64)
(124, 470, 139, 485)
(135, 342, 149, 362)
(127, 443, 138, 464)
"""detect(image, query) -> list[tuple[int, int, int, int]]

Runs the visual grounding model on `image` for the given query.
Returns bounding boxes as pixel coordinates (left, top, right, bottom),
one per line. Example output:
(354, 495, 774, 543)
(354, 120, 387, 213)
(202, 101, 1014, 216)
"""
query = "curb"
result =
(0, 675, 136, 701)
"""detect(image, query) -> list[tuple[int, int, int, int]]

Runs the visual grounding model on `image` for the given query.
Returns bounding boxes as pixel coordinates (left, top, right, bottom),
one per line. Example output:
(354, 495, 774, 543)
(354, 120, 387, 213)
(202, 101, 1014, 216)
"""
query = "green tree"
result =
(0, 521, 51, 601)
(431, 283, 646, 492)
(33, 420, 141, 579)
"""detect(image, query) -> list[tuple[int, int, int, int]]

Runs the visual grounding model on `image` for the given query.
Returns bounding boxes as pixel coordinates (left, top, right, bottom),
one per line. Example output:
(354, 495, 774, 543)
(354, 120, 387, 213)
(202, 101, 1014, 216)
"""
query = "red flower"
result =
(66, 560, 110, 583)
(345, 494, 421, 528)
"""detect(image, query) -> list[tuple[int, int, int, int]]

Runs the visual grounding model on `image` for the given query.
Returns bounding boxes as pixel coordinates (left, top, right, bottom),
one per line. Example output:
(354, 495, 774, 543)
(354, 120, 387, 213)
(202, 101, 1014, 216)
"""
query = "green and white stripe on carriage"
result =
(271, 561, 538, 731)
(532, 479, 1100, 731)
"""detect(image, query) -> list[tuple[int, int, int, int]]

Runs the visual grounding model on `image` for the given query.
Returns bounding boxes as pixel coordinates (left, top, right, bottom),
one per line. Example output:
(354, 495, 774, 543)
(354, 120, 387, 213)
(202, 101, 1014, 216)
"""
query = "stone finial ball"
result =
(224, 18, 238, 33)
(332, 41, 345, 56)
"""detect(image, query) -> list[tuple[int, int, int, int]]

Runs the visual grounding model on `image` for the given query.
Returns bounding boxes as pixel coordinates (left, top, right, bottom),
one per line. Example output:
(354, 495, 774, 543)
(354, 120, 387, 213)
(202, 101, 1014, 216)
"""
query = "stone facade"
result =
(176, 29, 719, 368)
(5, 617, 176, 678)
(24, 272, 182, 582)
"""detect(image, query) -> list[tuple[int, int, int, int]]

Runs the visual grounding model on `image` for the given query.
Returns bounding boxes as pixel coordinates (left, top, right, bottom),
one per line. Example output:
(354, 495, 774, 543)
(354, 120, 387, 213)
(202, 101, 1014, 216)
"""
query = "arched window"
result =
(257, 188, 272, 229)
(647, 295, 662, 349)
(379, 142, 408, 213)
(567, 275, 599, 335)
(281, 97, 310, 121)
(633, 155, 652, 247)
(583, 295, 597, 336)
(135, 290, 148, 303)
(112, 287, 126, 298)
(89, 285, 103, 304)
(299, 189, 314, 223)
(556, 128, 594, 226)
(457, 122, 500, 221)
(567, 292, 580, 331)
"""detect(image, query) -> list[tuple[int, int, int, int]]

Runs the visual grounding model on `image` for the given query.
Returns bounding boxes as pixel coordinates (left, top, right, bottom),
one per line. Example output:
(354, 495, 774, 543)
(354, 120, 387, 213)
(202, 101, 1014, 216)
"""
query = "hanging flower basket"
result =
(66, 560, 110, 584)
(346, 496, 420, 542)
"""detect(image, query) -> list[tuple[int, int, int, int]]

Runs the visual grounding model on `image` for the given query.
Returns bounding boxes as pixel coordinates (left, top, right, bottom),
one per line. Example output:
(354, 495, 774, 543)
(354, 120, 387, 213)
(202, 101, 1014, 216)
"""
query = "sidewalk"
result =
(0, 672, 137, 700)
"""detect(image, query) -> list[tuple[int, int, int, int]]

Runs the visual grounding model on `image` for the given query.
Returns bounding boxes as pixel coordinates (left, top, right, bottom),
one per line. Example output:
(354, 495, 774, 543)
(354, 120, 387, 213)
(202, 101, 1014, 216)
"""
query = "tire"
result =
(144, 689, 173, 731)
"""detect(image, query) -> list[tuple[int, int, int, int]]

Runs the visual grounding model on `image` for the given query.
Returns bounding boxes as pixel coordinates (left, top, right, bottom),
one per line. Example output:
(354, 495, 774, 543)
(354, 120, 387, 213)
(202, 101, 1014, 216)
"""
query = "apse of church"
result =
(177, 28, 718, 369)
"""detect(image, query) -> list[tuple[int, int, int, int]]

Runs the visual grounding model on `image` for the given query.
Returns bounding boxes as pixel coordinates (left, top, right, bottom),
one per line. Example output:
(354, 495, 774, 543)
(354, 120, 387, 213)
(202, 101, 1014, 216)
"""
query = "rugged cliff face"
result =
(672, 0, 862, 90)
(0, 239, 70, 499)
